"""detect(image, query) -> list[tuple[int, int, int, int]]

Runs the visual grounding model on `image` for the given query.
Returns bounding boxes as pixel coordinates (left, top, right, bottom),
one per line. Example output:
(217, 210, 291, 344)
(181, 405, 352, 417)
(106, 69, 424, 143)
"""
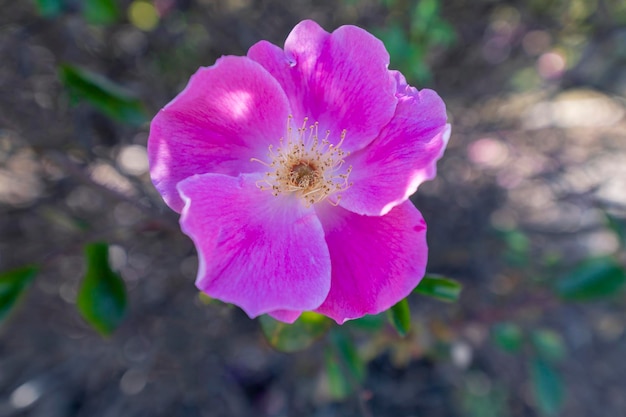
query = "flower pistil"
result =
(253, 116, 352, 206)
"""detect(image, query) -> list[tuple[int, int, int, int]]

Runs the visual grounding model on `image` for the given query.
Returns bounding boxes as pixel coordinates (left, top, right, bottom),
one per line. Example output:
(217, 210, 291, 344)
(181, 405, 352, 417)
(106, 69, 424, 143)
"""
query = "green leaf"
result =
(324, 331, 366, 400)
(34, 0, 64, 17)
(381, 0, 397, 8)
(77, 242, 127, 336)
(531, 329, 566, 362)
(429, 20, 457, 46)
(530, 358, 564, 416)
(413, 0, 439, 24)
(605, 212, 626, 247)
(330, 330, 366, 383)
(414, 275, 462, 302)
(59, 64, 147, 126)
(556, 257, 626, 301)
(498, 228, 530, 266)
(377, 24, 410, 67)
(0, 266, 38, 324)
(461, 372, 510, 417)
(324, 347, 351, 400)
(259, 312, 332, 352)
(387, 298, 411, 336)
(82, 0, 120, 25)
(491, 322, 524, 353)
(345, 313, 385, 332)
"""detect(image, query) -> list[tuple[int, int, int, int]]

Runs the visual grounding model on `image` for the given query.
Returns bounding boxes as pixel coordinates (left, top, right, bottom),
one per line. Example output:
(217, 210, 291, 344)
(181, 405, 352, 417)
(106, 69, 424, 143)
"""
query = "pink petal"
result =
(248, 20, 397, 153)
(340, 88, 450, 216)
(177, 173, 331, 318)
(314, 201, 428, 324)
(148, 56, 290, 212)
(268, 310, 301, 324)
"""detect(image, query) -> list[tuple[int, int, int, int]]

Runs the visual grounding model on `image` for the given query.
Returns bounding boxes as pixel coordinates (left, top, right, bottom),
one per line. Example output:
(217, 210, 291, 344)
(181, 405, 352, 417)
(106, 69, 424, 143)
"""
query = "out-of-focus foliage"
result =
(0, 266, 38, 325)
(530, 328, 567, 414)
(34, 0, 120, 24)
(259, 312, 332, 352)
(376, 0, 456, 83)
(498, 228, 531, 266)
(491, 322, 524, 353)
(59, 64, 148, 126)
(345, 313, 386, 332)
(77, 243, 127, 336)
(556, 257, 626, 301)
(387, 298, 411, 336)
(460, 372, 509, 417)
(325, 330, 366, 400)
(258, 273, 464, 402)
(83, 0, 120, 25)
(260, 275, 462, 354)
(414, 274, 462, 302)
(532, 329, 566, 362)
(324, 347, 352, 400)
(606, 213, 626, 247)
(530, 358, 564, 416)
(34, 0, 63, 17)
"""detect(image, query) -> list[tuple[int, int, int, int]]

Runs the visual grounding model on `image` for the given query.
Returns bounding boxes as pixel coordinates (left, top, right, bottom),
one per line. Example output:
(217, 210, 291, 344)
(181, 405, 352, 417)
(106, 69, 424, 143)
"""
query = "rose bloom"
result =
(148, 20, 450, 324)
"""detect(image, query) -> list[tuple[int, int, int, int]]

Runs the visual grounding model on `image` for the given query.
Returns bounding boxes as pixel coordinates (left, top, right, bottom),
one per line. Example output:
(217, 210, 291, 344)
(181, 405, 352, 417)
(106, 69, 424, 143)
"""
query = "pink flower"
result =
(148, 20, 450, 324)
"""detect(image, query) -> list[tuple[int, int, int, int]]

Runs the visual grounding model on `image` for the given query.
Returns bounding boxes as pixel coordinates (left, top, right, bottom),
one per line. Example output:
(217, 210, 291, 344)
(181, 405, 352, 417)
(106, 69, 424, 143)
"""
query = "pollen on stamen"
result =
(250, 116, 352, 207)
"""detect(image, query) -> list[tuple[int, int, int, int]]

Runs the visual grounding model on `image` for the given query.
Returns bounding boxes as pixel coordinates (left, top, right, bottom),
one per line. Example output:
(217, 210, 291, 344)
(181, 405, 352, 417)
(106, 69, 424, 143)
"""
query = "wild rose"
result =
(148, 20, 450, 324)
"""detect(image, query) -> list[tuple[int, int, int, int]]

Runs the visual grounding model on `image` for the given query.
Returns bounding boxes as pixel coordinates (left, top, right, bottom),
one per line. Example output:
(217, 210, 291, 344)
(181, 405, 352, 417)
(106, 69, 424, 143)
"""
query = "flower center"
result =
(252, 116, 352, 207)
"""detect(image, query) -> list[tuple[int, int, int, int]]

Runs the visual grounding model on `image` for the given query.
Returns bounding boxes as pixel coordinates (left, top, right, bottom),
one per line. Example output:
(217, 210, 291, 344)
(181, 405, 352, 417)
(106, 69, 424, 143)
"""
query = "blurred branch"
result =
(37, 150, 180, 267)
(45, 149, 177, 231)
(453, 292, 560, 331)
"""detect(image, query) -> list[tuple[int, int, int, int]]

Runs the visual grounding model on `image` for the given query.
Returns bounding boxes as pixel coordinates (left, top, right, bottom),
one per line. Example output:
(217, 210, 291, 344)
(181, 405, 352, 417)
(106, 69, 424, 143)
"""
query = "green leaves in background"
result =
(345, 313, 385, 332)
(34, 0, 64, 17)
(59, 64, 147, 126)
(83, 0, 120, 25)
(556, 257, 626, 301)
(330, 330, 366, 383)
(410, 0, 457, 48)
(460, 372, 510, 417)
(324, 347, 352, 400)
(530, 358, 564, 416)
(491, 322, 524, 353)
(387, 298, 411, 336)
(259, 312, 332, 352)
(377, 25, 431, 84)
(0, 266, 38, 324)
(605, 212, 626, 247)
(492, 324, 567, 361)
(325, 330, 366, 400)
(77, 242, 127, 336)
(531, 329, 566, 362)
(34, 0, 120, 24)
(377, 0, 456, 83)
(498, 228, 531, 266)
(491, 324, 567, 416)
(414, 275, 462, 302)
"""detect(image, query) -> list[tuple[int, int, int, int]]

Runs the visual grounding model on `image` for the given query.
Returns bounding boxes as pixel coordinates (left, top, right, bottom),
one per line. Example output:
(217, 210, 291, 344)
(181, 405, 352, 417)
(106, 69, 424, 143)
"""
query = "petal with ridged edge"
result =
(148, 56, 290, 212)
(177, 173, 331, 318)
(314, 201, 428, 324)
(340, 88, 450, 216)
(248, 20, 397, 153)
(268, 309, 302, 324)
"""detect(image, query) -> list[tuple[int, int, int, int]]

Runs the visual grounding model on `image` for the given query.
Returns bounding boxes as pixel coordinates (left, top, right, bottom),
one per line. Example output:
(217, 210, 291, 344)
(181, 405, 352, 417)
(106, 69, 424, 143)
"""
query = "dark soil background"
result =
(1, 1, 626, 416)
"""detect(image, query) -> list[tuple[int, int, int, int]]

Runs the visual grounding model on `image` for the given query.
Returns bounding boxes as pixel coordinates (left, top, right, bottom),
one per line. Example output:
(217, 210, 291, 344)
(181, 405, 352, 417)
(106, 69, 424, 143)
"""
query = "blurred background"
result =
(1, 0, 626, 416)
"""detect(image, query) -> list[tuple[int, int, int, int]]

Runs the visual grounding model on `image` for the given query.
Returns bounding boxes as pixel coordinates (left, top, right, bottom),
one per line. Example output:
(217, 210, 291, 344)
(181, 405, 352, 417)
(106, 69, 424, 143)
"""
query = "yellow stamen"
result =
(251, 116, 352, 206)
